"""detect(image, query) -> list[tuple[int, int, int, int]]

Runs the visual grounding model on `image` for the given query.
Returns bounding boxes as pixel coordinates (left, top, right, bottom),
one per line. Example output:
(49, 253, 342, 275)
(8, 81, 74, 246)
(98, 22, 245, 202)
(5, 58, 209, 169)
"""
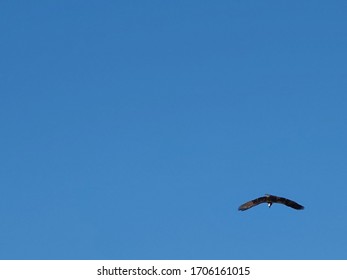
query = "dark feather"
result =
(238, 196, 267, 211)
(271, 195, 304, 210)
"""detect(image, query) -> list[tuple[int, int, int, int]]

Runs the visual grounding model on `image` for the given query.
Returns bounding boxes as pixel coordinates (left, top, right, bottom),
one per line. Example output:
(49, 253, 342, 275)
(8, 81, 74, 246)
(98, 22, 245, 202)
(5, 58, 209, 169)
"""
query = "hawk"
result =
(238, 194, 304, 211)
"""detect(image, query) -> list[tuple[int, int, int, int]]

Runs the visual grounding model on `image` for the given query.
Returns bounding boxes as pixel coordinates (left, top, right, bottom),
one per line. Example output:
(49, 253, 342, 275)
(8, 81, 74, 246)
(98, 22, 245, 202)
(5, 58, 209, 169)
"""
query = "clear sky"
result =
(1, 0, 347, 260)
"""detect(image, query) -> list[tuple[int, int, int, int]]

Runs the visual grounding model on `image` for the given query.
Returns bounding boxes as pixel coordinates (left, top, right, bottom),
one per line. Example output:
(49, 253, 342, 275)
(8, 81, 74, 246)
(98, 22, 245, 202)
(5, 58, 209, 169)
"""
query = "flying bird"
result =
(238, 194, 304, 211)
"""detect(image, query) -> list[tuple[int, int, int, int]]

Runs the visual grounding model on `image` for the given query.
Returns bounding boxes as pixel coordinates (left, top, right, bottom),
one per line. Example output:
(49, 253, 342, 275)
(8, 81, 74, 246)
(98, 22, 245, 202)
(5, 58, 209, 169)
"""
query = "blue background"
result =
(1, 1, 346, 259)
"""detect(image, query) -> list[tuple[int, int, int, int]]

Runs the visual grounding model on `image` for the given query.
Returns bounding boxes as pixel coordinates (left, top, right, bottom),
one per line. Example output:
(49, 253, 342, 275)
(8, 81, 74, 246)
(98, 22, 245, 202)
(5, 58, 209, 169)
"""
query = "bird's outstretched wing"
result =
(271, 195, 304, 210)
(238, 196, 267, 211)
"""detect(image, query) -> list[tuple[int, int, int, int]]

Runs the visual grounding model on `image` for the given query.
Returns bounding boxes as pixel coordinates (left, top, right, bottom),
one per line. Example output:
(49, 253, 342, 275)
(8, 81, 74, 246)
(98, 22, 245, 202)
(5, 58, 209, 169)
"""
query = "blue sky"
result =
(1, 0, 347, 259)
